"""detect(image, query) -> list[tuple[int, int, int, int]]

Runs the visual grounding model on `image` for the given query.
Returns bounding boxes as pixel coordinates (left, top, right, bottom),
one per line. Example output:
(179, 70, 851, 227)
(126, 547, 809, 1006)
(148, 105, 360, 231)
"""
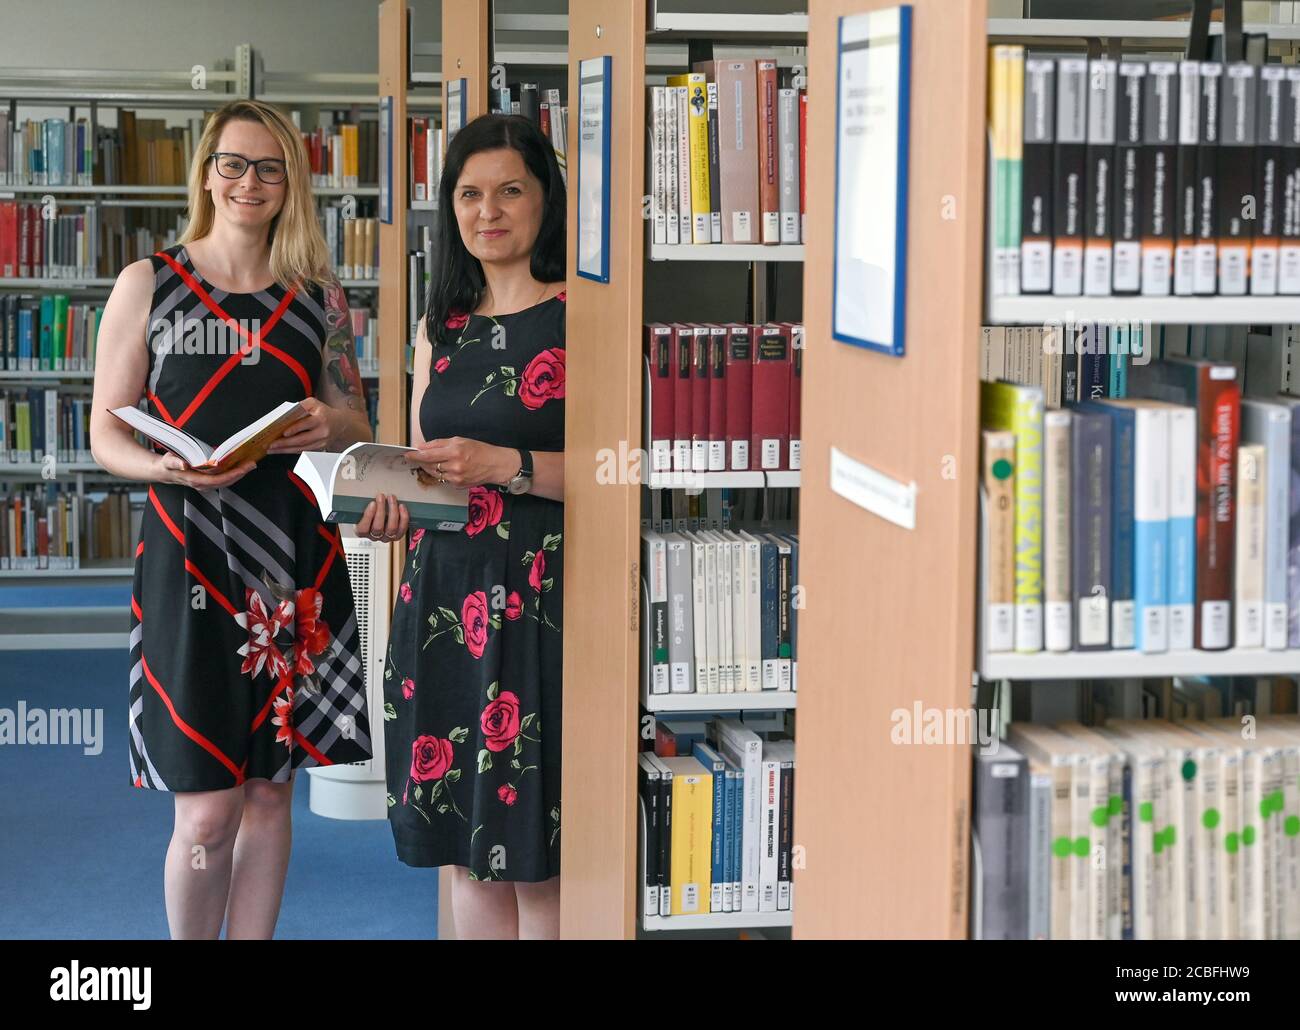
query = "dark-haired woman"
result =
(356, 114, 566, 939)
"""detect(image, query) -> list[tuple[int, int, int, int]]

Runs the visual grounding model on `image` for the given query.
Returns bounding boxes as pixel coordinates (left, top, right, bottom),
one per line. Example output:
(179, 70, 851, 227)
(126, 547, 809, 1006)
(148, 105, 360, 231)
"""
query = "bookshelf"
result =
(0, 48, 411, 643)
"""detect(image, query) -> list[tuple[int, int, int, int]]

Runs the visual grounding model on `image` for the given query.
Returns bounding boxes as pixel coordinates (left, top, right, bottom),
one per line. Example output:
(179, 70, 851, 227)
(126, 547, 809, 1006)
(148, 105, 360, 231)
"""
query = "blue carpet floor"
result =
(0, 647, 440, 939)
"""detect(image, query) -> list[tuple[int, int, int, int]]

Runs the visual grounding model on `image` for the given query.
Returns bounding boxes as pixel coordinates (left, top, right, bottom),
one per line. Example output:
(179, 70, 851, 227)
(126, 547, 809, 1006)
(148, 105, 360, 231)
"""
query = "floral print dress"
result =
(384, 291, 565, 882)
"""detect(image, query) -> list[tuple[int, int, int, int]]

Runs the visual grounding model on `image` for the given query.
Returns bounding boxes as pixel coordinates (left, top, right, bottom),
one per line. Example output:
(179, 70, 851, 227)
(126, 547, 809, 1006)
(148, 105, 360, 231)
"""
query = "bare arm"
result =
(90, 259, 255, 489)
(267, 278, 371, 454)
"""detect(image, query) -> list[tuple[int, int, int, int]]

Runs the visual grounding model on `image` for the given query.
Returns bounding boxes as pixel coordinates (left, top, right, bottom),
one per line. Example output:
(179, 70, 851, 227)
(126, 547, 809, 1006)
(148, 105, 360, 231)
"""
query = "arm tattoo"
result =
(320, 279, 366, 412)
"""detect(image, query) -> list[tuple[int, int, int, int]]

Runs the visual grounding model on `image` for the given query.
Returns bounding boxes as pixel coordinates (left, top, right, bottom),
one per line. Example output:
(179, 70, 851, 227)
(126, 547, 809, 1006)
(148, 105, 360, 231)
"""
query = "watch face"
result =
(509, 476, 530, 495)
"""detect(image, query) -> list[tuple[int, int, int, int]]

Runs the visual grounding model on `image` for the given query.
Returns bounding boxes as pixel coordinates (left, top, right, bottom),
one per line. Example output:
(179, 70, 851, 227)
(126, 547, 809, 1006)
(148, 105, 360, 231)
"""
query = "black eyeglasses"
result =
(209, 152, 287, 184)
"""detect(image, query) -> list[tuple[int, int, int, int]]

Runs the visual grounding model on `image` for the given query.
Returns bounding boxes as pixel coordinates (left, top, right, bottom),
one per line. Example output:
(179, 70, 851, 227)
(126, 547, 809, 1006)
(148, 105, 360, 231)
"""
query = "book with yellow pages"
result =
(294, 442, 470, 531)
(110, 399, 306, 472)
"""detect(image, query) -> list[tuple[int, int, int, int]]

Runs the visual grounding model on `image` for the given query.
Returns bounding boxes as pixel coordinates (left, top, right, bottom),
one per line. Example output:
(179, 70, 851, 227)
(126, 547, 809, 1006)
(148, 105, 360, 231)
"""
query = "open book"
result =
(110, 400, 307, 472)
(293, 443, 470, 531)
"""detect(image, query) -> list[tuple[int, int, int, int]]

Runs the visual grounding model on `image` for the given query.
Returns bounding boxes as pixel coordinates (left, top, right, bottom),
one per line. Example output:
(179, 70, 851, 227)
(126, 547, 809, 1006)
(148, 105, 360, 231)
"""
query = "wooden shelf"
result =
(987, 295, 1300, 326)
(649, 243, 805, 263)
(641, 910, 793, 931)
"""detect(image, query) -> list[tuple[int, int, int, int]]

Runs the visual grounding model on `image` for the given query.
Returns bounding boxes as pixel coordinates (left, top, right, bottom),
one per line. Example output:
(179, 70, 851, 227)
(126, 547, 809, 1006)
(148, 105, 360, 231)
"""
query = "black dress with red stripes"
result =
(128, 244, 371, 792)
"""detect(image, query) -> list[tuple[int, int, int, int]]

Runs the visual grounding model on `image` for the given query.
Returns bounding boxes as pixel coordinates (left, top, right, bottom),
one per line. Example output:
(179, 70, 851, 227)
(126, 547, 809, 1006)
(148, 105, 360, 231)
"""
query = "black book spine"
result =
(1113, 63, 1145, 294)
(1195, 61, 1222, 293)
(1084, 58, 1117, 295)
(1174, 60, 1201, 294)
(1141, 61, 1178, 296)
(1021, 58, 1055, 294)
(1217, 62, 1256, 295)
(1254, 66, 1285, 295)
(1072, 409, 1112, 649)
(1052, 57, 1088, 296)
(1282, 68, 1300, 294)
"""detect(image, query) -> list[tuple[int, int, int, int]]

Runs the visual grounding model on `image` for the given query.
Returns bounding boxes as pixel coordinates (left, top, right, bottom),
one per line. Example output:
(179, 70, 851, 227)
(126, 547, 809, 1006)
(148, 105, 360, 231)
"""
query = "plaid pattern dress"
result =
(128, 244, 372, 792)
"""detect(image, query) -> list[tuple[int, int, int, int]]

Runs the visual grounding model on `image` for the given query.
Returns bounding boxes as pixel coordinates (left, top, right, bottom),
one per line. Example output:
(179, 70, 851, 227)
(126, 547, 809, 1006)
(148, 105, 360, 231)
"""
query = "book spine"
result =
(1199, 367, 1240, 649)
(1217, 63, 1256, 296)
(672, 325, 692, 471)
(707, 326, 726, 471)
(1280, 68, 1300, 293)
(1194, 62, 1222, 294)
(1175, 61, 1202, 294)
(1043, 410, 1072, 651)
(725, 325, 752, 470)
(1133, 405, 1170, 652)
(751, 324, 790, 470)
(705, 81, 722, 243)
(691, 325, 710, 472)
(1107, 404, 1137, 649)
(1114, 62, 1146, 294)
(1084, 58, 1117, 295)
(1253, 67, 1285, 295)
(1053, 58, 1088, 295)
(646, 326, 673, 473)
(756, 60, 780, 244)
(1007, 47, 1024, 294)
(984, 429, 1016, 653)
(1021, 58, 1055, 293)
(1167, 405, 1197, 650)
(787, 324, 802, 470)
(1236, 444, 1267, 647)
(777, 87, 799, 244)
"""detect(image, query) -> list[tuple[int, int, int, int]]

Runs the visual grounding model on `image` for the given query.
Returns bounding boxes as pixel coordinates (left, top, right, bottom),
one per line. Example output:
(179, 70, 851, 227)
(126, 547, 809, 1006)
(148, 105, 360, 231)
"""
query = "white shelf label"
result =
(829, 446, 916, 531)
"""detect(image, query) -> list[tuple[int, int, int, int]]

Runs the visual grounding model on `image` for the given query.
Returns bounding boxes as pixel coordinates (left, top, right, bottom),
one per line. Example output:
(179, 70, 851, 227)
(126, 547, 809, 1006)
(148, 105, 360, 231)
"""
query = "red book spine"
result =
(724, 325, 753, 469)
(691, 325, 710, 472)
(17, 200, 30, 278)
(787, 323, 802, 470)
(539, 103, 552, 141)
(1197, 367, 1240, 649)
(32, 203, 43, 277)
(672, 324, 693, 471)
(0, 201, 16, 277)
(644, 324, 673, 473)
(751, 324, 790, 469)
(756, 60, 780, 244)
(412, 118, 428, 200)
(707, 325, 727, 471)
(798, 90, 807, 243)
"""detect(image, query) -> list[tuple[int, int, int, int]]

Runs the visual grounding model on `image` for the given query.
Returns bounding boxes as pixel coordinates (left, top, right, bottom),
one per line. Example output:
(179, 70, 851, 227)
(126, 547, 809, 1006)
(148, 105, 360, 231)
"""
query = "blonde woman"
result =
(91, 100, 373, 939)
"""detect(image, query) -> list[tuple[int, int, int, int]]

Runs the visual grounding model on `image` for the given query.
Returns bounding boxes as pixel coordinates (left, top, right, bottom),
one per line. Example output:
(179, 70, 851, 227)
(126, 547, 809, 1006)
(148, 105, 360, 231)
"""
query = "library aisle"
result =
(2, 0, 1300, 1002)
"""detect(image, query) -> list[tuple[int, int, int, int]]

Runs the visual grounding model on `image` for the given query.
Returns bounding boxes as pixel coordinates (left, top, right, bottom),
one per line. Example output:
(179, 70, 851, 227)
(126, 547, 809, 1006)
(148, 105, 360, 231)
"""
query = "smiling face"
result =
(452, 146, 545, 267)
(203, 118, 287, 231)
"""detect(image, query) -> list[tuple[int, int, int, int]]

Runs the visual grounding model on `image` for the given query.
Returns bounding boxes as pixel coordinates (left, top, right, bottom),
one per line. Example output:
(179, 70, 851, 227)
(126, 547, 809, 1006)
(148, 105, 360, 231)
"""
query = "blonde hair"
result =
(179, 99, 333, 290)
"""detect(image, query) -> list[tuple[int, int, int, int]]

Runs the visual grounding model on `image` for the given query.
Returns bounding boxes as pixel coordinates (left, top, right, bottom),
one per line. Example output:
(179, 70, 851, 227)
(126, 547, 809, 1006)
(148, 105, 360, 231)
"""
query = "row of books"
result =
(302, 120, 377, 189)
(0, 112, 206, 188)
(649, 61, 805, 247)
(320, 208, 379, 280)
(0, 485, 140, 570)
(640, 528, 798, 697)
(639, 717, 795, 917)
(644, 322, 803, 474)
(979, 324, 1140, 409)
(409, 119, 444, 204)
(974, 716, 1300, 940)
(489, 84, 568, 184)
(0, 388, 92, 463)
(0, 295, 101, 372)
(981, 357, 1300, 656)
(0, 202, 100, 280)
(988, 47, 1300, 297)
(642, 486, 798, 535)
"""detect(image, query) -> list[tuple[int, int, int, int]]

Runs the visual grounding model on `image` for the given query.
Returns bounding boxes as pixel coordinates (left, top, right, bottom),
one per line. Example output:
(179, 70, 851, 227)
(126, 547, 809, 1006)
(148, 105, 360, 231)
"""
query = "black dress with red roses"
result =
(384, 291, 566, 881)
(128, 244, 372, 792)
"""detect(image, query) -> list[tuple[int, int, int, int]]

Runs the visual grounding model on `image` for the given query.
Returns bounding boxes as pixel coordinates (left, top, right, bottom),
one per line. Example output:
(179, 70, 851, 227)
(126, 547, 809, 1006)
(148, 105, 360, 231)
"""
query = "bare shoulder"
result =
(111, 258, 157, 304)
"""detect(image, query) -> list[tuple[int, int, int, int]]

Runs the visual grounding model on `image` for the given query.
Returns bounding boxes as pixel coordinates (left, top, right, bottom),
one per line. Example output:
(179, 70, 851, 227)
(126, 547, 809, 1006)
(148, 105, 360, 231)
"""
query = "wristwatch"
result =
(505, 448, 533, 495)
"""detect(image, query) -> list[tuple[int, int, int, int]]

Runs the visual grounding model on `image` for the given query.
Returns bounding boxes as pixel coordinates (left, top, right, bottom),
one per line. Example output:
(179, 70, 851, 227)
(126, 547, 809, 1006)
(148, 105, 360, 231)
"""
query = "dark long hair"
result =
(426, 114, 566, 347)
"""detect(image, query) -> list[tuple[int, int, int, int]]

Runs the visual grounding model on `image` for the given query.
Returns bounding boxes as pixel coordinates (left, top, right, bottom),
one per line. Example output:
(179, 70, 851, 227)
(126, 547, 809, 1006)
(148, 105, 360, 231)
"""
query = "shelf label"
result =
(829, 446, 915, 530)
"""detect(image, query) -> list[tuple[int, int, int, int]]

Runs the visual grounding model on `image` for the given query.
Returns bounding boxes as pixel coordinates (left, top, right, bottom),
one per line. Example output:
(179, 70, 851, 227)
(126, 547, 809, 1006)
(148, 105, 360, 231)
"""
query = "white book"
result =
(713, 718, 762, 913)
(650, 87, 667, 244)
(676, 85, 691, 243)
(1132, 403, 1170, 653)
(703, 530, 733, 692)
(1241, 399, 1291, 649)
(728, 534, 745, 694)
(1164, 405, 1197, 650)
(640, 530, 669, 695)
(1043, 410, 1072, 651)
(686, 532, 709, 692)
(664, 87, 679, 245)
(777, 87, 799, 244)
(738, 531, 762, 691)
(701, 532, 719, 693)
(1235, 443, 1267, 649)
(662, 533, 695, 693)
(292, 443, 470, 530)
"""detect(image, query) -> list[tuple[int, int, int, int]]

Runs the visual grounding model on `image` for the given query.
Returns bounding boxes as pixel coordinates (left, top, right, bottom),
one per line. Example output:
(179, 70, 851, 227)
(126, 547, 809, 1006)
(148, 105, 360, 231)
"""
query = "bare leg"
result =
(225, 776, 295, 940)
(165, 787, 244, 940)
(515, 875, 560, 940)
(450, 865, 520, 939)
